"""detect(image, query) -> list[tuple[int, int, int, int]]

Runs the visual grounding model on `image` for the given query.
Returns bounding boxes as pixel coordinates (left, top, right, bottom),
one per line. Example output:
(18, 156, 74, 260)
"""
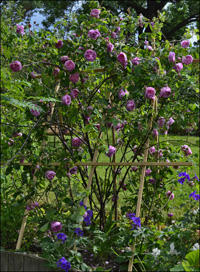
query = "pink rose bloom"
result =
(168, 213, 174, 217)
(181, 40, 190, 48)
(181, 145, 192, 156)
(69, 166, 78, 175)
(111, 32, 117, 39)
(31, 72, 36, 78)
(174, 63, 183, 73)
(70, 89, 79, 99)
(158, 117, 165, 127)
(107, 43, 114, 52)
(60, 56, 69, 63)
(166, 191, 174, 200)
(182, 55, 193, 65)
(51, 221, 62, 232)
(62, 94, 71, 105)
(118, 89, 129, 100)
(168, 51, 175, 63)
(69, 73, 80, 83)
(55, 40, 64, 49)
(130, 166, 138, 172)
(164, 130, 168, 135)
(53, 68, 60, 76)
(90, 9, 100, 18)
(30, 105, 41, 116)
(64, 60, 75, 71)
(131, 57, 141, 65)
(106, 145, 116, 158)
(145, 87, 156, 99)
(167, 117, 175, 126)
(88, 29, 101, 40)
(119, 17, 123, 21)
(84, 49, 97, 61)
(117, 52, 127, 64)
(72, 137, 82, 147)
(126, 100, 135, 111)
(16, 24, 25, 36)
(46, 170, 56, 181)
(144, 40, 149, 46)
(10, 61, 23, 72)
(149, 178, 156, 184)
(87, 106, 93, 115)
(149, 146, 156, 154)
(152, 129, 158, 137)
(147, 46, 153, 51)
(159, 86, 171, 98)
(145, 168, 152, 176)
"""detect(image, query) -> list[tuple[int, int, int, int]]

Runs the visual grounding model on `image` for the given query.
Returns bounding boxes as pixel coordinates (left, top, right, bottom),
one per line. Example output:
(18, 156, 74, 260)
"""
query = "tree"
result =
(1, 0, 199, 40)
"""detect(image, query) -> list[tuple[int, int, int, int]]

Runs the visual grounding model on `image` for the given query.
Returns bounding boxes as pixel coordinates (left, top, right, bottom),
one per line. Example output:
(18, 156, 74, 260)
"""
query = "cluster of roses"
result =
(26, 201, 39, 211)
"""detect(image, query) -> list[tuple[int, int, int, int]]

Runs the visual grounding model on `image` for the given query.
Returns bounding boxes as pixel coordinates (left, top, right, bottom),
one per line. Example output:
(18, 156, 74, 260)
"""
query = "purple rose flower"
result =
(168, 213, 174, 217)
(173, 63, 183, 73)
(62, 94, 71, 106)
(182, 55, 193, 65)
(88, 29, 101, 40)
(130, 166, 138, 172)
(181, 40, 190, 48)
(69, 166, 78, 175)
(159, 86, 171, 98)
(117, 52, 127, 66)
(166, 191, 174, 200)
(111, 32, 117, 39)
(147, 46, 153, 51)
(126, 100, 135, 111)
(90, 9, 100, 18)
(30, 104, 41, 116)
(131, 57, 141, 65)
(149, 178, 156, 184)
(145, 168, 152, 176)
(152, 129, 158, 137)
(118, 89, 129, 100)
(168, 52, 175, 63)
(144, 40, 149, 46)
(181, 145, 192, 156)
(51, 221, 62, 232)
(115, 26, 121, 33)
(72, 137, 82, 147)
(55, 40, 64, 49)
(158, 117, 165, 127)
(84, 49, 97, 61)
(69, 73, 80, 83)
(70, 89, 79, 99)
(46, 170, 56, 181)
(149, 146, 156, 154)
(16, 24, 25, 36)
(64, 60, 75, 71)
(145, 87, 156, 99)
(10, 61, 23, 72)
(96, 124, 100, 131)
(106, 145, 116, 157)
(53, 68, 60, 76)
(60, 56, 69, 63)
(31, 72, 36, 78)
(107, 42, 114, 52)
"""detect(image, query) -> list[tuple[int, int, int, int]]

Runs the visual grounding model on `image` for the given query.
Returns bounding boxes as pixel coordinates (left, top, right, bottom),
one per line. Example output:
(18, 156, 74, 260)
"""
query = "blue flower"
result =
(193, 174, 199, 181)
(57, 257, 71, 272)
(56, 233, 67, 243)
(79, 201, 87, 210)
(87, 209, 93, 217)
(178, 172, 190, 184)
(189, 191, 197, 198)
(132, 217, 141, 227)
(74, 227, 84, 236)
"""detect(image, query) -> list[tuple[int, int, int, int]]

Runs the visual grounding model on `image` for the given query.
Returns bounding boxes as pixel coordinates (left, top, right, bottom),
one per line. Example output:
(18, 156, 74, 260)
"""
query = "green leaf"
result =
(170, 263, 184, 271)
(182, 260, 194, 271)
(40, 222, 50, 232)
(185, 250, 199, 268)
(99, 25, 108, 33)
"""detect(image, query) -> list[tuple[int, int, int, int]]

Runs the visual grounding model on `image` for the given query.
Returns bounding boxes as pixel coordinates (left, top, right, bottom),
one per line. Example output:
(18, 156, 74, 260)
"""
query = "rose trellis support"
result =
(1, 8, 199, 271)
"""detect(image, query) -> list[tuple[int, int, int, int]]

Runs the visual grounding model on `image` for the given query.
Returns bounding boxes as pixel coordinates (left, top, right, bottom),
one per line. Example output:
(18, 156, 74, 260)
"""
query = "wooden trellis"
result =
(2, 51, 198, 271)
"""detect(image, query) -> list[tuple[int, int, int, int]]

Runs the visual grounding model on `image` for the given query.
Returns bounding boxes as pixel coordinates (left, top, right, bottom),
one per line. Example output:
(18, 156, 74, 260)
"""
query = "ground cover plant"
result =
(1, 1, 199, 271)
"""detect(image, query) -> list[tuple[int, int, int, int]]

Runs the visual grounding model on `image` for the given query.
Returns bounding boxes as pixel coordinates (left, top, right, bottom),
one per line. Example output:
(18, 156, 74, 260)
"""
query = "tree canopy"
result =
(1, 0, 199, 41)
